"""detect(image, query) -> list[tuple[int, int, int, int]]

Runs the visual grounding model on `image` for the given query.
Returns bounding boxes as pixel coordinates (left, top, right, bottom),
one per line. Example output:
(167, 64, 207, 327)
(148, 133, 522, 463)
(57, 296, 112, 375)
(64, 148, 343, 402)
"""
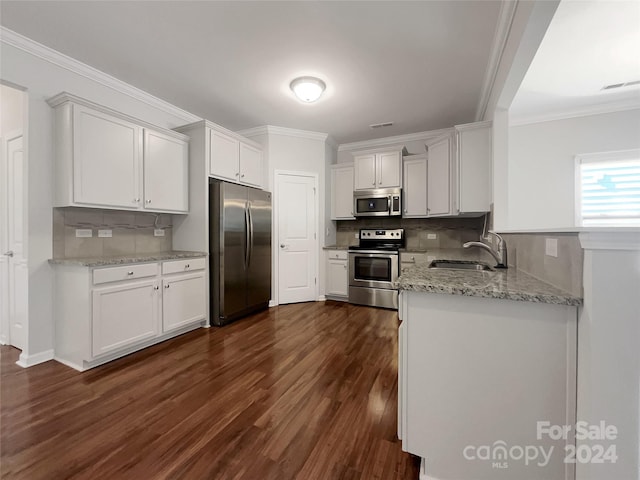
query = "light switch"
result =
(75, 229, 92, 238)
(98, 229, 112, 238)
(545, 238, 558, 257)
(154, 229, 165, 237)
(427, 233, 437, 240)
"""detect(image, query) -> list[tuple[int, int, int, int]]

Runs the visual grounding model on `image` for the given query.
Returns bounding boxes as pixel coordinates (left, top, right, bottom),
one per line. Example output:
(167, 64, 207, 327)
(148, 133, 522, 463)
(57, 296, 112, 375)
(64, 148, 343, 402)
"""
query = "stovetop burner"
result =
(350, 228, 405, 252)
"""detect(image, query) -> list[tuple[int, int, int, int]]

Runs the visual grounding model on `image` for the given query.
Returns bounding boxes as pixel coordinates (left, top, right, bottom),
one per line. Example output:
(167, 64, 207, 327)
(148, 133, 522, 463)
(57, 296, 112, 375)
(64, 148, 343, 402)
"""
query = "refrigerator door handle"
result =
(244, 204, 250, 270)
(247, 201, 254, 267)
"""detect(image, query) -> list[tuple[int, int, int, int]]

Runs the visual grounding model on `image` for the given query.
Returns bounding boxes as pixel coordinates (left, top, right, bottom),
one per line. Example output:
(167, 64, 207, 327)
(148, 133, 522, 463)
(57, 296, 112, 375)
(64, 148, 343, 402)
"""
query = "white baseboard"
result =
(318, 295, 327, 301)
(16, 349, 54, 368)
(268, 300, 277, 307)
(53, 356, 84, 372)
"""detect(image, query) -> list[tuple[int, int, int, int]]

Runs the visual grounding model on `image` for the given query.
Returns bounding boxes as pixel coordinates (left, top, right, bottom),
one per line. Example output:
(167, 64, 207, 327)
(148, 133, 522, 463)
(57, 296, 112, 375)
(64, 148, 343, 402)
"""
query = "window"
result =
(576, 149, 640, 227)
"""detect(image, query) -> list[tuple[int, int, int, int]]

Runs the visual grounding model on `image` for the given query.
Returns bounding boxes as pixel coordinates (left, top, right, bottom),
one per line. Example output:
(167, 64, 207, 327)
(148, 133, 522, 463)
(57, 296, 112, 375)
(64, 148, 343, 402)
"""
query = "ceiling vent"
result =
(601, 80, 640, 90)
(370, 122, 393, 129)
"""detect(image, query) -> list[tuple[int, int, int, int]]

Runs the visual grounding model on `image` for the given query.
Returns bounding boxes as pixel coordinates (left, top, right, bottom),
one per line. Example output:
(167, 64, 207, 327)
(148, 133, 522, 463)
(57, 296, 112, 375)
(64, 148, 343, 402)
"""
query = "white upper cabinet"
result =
(354, 153, 377, 189)
(455, 121, 492, 214)
(353, 149, 403, 190)
(426, 135, 453, 216)
(238, 142, 263, 187)
(48, 93, 189, 214)
(143, 129, 189, 213)
(402, 155, 428, 217)
(210, 129, 240, 183)
(331, 163, 355, 220)
(377, 151, 402, 188)
(71, 104, 142, 209)
(209, 126, 263, 188)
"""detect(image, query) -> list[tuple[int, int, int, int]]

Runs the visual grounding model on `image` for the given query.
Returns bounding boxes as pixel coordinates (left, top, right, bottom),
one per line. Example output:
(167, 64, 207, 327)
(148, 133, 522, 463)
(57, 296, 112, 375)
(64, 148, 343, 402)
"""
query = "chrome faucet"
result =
(463, 231, 508, 269)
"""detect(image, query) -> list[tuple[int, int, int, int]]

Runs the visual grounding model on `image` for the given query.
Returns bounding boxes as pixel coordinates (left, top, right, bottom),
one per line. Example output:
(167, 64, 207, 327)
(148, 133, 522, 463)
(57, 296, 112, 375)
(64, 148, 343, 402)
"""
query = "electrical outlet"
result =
(545, 238, 558, 257)
(75, 229, 92, 238)
(98, 229, 112, 238)
(154, 229, 165, 237)
(427, 233, 437, 240)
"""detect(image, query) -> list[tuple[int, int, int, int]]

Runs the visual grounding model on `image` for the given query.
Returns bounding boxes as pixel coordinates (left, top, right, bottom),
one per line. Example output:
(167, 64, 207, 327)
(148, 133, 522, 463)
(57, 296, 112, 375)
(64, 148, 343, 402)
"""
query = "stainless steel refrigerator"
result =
(209, 179, 272, 326)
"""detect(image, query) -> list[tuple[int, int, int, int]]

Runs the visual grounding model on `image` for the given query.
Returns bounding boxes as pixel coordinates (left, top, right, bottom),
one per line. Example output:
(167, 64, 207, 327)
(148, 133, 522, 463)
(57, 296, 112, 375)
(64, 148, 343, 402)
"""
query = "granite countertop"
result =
(323, 245, 350, 250)
(396, 261, 582, 306)
(49, 250, 207, 267)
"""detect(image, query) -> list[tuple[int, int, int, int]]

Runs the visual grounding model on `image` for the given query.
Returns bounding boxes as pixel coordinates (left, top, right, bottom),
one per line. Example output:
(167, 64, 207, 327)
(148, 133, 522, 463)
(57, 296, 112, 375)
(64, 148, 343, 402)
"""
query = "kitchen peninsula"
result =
(397, 263, 581, 479)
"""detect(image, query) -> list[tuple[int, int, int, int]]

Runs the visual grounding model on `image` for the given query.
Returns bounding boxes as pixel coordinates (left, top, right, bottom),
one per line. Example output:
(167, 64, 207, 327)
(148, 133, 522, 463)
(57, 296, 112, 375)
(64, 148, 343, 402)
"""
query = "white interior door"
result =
(276, 173, 317, 304)
(1, 132, 27, 351)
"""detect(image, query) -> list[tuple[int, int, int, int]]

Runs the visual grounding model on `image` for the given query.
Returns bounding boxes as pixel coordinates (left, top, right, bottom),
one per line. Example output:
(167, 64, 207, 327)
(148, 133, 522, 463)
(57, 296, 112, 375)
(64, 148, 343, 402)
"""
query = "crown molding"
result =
(337, 127, 453, 152)
(1, 27, 200, 123)
(509, 100, 640, 127)
(238, 125, 328, 142)
(475, 0, 519, 121)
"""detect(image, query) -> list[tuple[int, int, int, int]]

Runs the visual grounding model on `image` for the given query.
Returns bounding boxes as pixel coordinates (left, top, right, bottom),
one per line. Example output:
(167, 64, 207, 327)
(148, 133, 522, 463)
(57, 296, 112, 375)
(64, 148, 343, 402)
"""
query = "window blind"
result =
(579, 157, 640, 226)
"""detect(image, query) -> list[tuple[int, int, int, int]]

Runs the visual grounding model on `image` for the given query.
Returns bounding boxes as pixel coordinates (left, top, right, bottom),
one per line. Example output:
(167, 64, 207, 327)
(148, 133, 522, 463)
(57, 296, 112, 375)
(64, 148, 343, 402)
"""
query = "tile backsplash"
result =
(500, 233, 583, 297)
(335, 217, 584, 298)
(336, 217, 485, 249)
(53, 207, 173, 258)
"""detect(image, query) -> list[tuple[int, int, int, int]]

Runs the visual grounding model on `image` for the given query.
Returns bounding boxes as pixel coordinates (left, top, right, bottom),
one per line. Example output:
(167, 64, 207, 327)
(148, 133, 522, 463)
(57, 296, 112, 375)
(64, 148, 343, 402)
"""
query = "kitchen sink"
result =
(428, 260, 494, 271)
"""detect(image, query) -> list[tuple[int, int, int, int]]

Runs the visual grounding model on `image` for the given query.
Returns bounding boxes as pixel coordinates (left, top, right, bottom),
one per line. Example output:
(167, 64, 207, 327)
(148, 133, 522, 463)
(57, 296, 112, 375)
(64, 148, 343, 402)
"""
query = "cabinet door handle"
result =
(154, 285, 159, 291)
(241, 174, 245, 178)
(164, 284, 170, 289)
(343, 264, 347, 270)
(127, 271, 134, 276)
(146, 199, 152, 204)
(236, 172, 240, 177)
(185, 264, 190, 269)
(372, 181, 376, 185)
(133, 198, 140, 203)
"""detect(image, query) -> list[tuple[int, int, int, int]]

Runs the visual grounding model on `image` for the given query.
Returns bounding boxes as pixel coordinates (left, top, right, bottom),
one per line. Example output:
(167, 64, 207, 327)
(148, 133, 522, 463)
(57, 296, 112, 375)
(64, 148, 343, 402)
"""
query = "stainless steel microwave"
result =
(353, 188, 402, 217)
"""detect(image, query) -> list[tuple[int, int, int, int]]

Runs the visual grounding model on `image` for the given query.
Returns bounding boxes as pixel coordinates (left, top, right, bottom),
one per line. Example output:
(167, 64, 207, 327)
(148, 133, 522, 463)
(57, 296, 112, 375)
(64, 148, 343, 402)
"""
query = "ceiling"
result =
(0, 1, 502, 144)
(510, 0, 640, 122)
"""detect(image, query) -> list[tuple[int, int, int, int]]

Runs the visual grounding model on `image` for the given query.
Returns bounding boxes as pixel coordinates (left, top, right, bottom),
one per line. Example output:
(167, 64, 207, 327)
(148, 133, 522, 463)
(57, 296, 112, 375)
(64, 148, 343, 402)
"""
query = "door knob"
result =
(3, 251, 13, 257)
(280, 244, 286, 248)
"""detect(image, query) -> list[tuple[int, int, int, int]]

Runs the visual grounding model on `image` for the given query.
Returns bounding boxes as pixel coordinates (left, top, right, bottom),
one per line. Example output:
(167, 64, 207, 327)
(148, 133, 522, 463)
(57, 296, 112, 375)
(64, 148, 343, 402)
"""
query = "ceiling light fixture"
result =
(290, 76, 326, 103)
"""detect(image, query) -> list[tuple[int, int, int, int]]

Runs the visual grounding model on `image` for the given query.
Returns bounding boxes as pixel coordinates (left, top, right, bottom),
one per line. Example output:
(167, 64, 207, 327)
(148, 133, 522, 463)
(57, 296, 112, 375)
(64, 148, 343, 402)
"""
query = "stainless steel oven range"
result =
(348, 228, 404, 310)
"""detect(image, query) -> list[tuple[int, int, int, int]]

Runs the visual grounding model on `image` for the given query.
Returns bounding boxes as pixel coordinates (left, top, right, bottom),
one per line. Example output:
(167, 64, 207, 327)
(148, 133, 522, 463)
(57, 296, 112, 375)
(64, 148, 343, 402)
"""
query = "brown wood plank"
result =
(1, 301, 419, 479)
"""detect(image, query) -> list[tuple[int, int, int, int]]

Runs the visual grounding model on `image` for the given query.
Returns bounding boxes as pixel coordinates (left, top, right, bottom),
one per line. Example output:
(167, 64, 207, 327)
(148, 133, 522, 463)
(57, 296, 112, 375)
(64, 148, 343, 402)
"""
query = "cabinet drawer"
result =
(93, 263, 158, 285)
(162, 257, 206, 275)
(400, 252, 428, 265)
(326, 250, 348, 260)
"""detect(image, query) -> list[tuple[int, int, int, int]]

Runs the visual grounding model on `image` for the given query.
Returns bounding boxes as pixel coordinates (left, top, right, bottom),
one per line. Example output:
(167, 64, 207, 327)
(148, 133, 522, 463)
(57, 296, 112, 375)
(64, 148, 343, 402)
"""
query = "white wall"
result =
(244, 128, 329, 303)
(1, 40, 196, 360)
(507, 109, 640, 230)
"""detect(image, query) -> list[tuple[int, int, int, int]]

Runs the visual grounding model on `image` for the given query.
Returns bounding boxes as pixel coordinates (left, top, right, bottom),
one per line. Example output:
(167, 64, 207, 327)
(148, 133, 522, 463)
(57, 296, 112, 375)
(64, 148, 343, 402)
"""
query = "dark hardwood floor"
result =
(1, 301, 419, 479)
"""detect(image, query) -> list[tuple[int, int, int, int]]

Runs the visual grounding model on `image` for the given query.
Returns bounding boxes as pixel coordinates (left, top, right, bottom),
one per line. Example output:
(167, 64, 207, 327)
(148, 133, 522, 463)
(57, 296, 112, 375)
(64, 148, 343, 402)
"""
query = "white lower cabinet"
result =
(92, 279, 160, 357)
(325, 250, 349, 300)
(400, 291, 577, 480)
(162, 271, 207, 333)
(53, 257, 207, 371)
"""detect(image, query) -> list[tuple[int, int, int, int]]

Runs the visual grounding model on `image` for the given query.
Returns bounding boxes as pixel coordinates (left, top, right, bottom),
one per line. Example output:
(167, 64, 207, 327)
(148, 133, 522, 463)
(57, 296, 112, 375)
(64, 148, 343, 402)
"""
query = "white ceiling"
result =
(510, 0, 640, 123)
(0, 1, 502, 144)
